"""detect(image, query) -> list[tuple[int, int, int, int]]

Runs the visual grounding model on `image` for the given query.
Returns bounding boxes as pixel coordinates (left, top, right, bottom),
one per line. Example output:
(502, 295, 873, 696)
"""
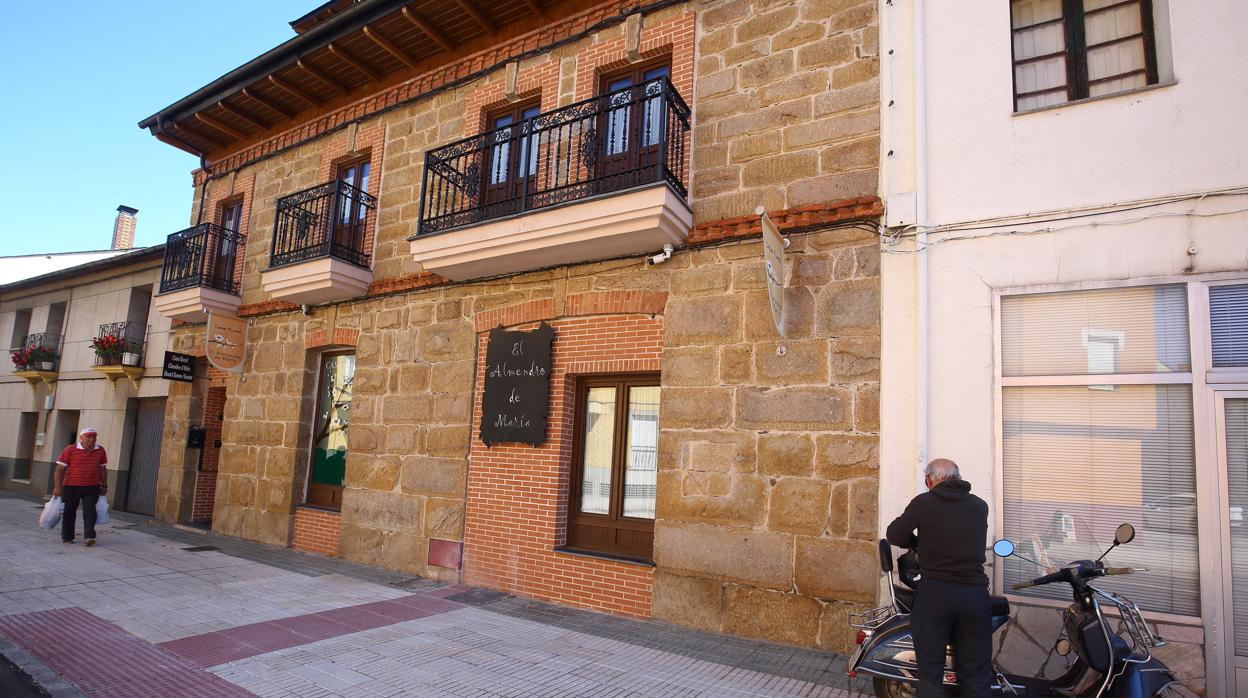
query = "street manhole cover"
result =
(181, 546, 220, 552)
(446, 588, 511, 606)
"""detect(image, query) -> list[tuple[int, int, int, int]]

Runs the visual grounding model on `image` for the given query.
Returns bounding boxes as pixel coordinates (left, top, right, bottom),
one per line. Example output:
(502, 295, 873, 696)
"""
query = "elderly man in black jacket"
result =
(887, 458, 991, 698)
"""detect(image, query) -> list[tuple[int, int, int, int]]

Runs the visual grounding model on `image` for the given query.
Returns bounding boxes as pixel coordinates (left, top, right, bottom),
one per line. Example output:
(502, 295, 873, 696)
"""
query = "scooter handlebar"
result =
(1012, 580, 1035, 591)
(1104, 567, 1133, 575)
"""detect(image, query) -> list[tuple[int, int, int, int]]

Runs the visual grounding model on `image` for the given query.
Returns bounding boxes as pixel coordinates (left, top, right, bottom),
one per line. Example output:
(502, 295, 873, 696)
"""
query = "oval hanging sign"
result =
(205, 311, 247, 374)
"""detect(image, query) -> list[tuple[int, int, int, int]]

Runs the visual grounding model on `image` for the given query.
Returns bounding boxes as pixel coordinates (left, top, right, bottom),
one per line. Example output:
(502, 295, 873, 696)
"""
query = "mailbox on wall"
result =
(186, 426, 206, 449)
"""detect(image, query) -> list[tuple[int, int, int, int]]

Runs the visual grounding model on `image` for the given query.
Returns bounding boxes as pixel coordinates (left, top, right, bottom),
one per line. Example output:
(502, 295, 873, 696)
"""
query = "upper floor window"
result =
(483, 100, 541, 217)
(1010, 0, 1164, 112)
(601, 62, 671, 157)
(221, 200, 243, 233)
(335, 158, 371, 255)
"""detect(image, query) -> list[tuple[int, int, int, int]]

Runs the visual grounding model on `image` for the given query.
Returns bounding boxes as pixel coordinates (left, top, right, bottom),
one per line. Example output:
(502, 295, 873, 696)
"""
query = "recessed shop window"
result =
(999, 285, 1198, 616)
(306, 352, 355, 510)
(1211, 284, 1248, 367)
(566, 375, 659, 561)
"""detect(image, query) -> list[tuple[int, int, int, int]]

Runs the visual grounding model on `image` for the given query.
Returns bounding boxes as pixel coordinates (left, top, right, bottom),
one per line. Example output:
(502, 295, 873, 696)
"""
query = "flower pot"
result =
(121, 352, 141, 367)
(39, 362, 55, 371)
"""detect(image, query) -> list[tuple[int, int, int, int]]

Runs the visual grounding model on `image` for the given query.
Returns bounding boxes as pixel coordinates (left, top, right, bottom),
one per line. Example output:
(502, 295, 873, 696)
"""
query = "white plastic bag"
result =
(39, 497, 63, 530)
(95, 496, 110, 525)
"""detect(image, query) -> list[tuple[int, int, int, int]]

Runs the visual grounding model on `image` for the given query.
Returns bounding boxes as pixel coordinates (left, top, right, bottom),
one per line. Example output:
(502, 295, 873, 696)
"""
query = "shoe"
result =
(85, 539, 96, 547)
(62, 539, 74, 544)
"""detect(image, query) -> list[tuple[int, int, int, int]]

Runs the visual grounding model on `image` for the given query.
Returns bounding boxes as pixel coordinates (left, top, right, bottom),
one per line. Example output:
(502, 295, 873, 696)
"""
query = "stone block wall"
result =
(690, 0, 880, 223)
(652, 226, 881, 653)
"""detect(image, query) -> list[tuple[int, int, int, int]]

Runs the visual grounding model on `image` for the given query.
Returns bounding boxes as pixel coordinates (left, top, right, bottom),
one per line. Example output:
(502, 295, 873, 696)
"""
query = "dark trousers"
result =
(61, 485, 100, 542)
(911, 578, 993, 698)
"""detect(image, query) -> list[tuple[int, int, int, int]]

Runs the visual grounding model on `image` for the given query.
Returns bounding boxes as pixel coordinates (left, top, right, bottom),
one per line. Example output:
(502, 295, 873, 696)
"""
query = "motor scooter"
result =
(846, 523, 1182, 697)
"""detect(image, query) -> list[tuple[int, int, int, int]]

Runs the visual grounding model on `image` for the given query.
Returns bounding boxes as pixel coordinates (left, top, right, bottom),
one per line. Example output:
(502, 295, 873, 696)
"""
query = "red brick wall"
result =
(292, 507, 342, 557)
(192, 381, 227, 523)
(462, 303, 664, 618)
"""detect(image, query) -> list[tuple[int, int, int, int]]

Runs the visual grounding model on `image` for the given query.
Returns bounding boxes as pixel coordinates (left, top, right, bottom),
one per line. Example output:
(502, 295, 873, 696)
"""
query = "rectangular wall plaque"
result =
(480, 322, 554, 447)
(162, 351, 195, 383)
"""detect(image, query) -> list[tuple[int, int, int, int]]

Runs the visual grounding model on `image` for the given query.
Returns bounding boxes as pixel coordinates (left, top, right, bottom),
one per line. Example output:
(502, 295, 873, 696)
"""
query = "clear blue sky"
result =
(0, 1, 311, 256)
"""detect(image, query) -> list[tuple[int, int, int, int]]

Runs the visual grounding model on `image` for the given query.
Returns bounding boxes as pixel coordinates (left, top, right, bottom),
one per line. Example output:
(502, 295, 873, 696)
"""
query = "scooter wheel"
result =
(872, 678, 915, 698)
(872, 678, 955, 698)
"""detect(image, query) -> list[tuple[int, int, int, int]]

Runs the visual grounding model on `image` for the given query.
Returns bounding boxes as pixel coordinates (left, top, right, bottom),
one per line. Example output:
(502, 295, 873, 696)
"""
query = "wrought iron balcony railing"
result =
(92, 322, 146, 367)
(417, 77, 690, 237)
(13, 333, 61, 372)
(270, 180, 375, 269)
(160, 222, 245, 295)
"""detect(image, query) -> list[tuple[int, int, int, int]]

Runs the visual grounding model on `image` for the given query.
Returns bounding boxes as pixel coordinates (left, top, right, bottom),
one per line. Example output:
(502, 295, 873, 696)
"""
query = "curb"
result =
(0, 636, 85, 698)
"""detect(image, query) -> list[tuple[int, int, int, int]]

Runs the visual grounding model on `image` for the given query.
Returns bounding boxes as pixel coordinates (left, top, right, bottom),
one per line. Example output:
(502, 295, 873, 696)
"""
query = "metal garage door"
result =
(126, 398, 166, 516)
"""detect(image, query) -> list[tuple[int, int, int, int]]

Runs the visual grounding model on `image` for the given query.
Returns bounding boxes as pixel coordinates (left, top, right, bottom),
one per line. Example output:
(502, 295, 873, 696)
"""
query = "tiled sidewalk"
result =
(0, 492, 866, 697)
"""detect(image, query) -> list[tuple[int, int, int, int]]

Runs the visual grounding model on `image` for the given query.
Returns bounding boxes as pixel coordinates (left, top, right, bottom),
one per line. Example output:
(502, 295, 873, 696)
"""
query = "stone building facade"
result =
(143, 0, 882, 652)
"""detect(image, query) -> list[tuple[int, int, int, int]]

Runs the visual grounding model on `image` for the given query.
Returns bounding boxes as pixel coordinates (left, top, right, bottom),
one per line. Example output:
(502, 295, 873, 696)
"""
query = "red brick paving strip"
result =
(0, 607, 254, 697)
(159, 593, 464, 667)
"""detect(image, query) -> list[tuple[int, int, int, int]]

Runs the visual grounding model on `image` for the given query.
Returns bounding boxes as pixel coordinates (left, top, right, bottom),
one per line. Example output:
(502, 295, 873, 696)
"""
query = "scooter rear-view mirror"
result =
(992, 539, 1015, 558)
(1114, 523, 1136, 545)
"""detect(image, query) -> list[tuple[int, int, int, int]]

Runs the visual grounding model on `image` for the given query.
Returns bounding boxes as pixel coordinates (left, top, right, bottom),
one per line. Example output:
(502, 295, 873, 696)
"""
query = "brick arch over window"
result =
(306, 327, 360, 349)
(472, 291, 668, 333)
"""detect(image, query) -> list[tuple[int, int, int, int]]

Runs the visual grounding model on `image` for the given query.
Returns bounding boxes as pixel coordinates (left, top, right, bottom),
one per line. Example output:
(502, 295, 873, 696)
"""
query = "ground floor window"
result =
(999, 284, 1200, 615)
(307, 352, 354, 509)
(566, 375, 659, 561)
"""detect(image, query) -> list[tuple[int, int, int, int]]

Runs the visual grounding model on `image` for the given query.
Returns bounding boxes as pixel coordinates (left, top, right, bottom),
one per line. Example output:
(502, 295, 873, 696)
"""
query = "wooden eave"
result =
(140, 0, 559, 161)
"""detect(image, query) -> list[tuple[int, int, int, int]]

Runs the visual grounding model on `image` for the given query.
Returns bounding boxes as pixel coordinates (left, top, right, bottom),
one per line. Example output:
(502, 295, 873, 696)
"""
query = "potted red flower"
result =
(90, 334, 126, 366)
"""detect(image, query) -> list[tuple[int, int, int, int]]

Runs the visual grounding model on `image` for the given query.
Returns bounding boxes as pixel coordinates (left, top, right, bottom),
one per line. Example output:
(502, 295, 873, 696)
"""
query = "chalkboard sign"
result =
(480, 322, 554, 447)
(162, 351, 195, 383)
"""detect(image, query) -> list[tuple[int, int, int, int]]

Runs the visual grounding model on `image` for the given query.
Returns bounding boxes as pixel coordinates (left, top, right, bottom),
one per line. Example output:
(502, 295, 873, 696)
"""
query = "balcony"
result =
(91, 321, 146, 389)
(154, 223, 245, 322)
(259, 180, 376, 305)
(410, 78, 692, 281)
(10, 333, 61, 386)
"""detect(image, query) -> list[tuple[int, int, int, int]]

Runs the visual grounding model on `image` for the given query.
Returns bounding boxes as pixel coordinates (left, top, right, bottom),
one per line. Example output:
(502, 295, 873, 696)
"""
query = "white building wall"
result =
(0, 264, 172, 502)
(879, 1, 1248, 694)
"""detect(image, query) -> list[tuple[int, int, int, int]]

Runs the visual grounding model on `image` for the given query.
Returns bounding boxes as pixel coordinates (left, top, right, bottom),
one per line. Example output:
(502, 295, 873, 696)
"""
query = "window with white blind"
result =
(1211, 284, 1248, 368)
(1226, 398, 1248, 653)
(1000, 285, 1200, 616)
(1010, 0, 1166, 112)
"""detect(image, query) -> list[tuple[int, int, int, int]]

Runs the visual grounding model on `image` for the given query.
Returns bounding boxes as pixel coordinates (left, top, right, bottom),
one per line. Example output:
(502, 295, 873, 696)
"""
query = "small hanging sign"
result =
(480, 322, 554, 447)
(205, 311, 246, 374)
(759, 206, 787, 343)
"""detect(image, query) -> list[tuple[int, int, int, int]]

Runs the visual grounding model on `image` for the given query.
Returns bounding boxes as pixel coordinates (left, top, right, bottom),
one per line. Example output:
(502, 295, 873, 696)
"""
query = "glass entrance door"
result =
(1217, 392, 1248, 696)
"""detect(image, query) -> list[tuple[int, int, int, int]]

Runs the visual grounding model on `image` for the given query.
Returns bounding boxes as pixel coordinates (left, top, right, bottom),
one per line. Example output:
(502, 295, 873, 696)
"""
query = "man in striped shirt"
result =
(53, 427, 108, 546)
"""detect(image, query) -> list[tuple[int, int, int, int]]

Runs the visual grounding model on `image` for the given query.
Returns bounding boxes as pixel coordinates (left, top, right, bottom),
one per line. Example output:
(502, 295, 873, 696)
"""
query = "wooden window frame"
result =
(565, 374, 660, 562)
(1010, 0, 1159, 111)
(305, 350, 355, 511)
(481, 98, 542, 218)
(595, 59, 672, 185)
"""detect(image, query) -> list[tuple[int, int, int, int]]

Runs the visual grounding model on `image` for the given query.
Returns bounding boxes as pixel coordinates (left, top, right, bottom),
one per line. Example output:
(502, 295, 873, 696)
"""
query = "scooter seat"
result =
(990, 595, 1010, 618)
(893, 587, 1010, 618)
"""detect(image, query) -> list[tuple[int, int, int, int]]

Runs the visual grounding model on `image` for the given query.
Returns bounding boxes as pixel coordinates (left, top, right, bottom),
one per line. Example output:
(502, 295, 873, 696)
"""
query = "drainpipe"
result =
(913, 0, 930, 493)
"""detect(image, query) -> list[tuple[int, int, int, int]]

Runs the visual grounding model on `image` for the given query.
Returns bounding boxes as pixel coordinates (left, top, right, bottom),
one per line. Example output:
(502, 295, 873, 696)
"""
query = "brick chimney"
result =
(112, 206, 138, 250)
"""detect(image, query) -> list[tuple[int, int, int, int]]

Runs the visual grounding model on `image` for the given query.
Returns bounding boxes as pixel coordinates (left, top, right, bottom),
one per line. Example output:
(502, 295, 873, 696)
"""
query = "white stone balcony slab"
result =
(409, 184, 691, 282)
(259, 257, 372, 305)
(154, 286, 242, 323)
